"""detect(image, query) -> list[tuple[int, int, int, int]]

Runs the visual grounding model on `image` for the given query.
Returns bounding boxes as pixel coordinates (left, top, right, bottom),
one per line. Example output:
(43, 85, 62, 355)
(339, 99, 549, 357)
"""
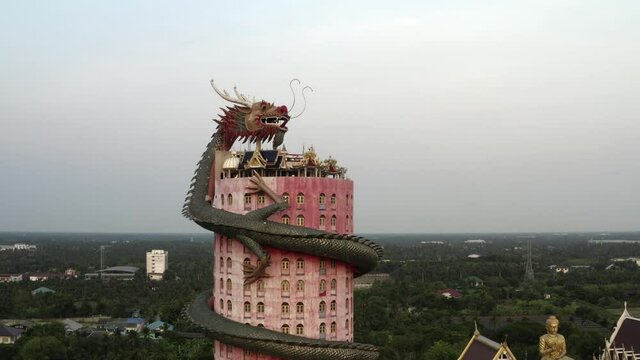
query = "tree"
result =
(423, 341, 458, 360)
(18, 336, 67, 360)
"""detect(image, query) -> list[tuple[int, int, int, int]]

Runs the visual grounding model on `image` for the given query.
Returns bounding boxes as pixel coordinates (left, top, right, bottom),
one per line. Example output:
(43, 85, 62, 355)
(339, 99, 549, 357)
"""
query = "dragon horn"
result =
(210, 80, 251, 107)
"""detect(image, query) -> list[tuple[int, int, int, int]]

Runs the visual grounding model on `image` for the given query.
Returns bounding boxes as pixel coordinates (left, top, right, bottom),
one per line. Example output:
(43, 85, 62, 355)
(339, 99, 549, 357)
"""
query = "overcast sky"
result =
(1, 1, 639, 234)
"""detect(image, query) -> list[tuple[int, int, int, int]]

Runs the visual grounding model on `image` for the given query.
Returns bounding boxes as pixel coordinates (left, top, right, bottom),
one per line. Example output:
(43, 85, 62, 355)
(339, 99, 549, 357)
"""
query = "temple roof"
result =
(603, 303, 640, 359)
(458, 326, 516, 360)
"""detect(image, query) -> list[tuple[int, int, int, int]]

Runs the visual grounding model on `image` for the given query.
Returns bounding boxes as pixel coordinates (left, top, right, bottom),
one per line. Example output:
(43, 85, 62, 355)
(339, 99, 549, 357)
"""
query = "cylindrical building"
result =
(211, 147, 356, 359)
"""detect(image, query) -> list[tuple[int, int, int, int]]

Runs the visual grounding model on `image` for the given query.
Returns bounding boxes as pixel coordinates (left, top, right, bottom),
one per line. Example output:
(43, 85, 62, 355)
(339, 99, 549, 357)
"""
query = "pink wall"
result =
(212, 176, 356, 359)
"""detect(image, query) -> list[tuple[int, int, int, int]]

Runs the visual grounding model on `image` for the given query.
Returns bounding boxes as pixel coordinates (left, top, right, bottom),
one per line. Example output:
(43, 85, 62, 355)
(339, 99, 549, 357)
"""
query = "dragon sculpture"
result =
(183, 80, 383, 360)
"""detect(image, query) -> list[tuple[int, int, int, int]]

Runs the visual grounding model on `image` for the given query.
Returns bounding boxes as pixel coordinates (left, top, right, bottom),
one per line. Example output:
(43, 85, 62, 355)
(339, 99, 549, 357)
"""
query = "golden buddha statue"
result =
(539, 316, 573, 360)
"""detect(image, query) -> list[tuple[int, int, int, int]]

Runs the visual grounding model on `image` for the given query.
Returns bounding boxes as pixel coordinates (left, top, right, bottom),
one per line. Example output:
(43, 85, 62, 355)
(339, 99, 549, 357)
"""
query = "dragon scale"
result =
(184, 82, 382, 360)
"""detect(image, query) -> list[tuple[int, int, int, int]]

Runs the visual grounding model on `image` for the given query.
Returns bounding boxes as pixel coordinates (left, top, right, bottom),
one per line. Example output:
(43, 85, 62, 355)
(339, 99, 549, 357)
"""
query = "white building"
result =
(146, 249, 168, 280)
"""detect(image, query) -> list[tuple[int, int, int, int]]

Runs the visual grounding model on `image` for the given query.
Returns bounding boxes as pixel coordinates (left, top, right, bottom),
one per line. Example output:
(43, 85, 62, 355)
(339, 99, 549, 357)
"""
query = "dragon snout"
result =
(277, 105, 288, 115)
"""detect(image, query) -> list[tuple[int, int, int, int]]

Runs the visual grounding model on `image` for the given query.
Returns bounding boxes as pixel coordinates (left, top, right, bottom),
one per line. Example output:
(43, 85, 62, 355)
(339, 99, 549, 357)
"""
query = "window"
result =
(319, 259, 326, 272)
(346, 215, 350, 228)
(243, 283, 251, 294)
(244, 194, 252, 205)
(257, 280, 265, 293)
(319, 301, 326, 313)
(219, 298, 223, 310)
(296, 302, 304, 314)
(296, 215, 305, 226)
(296, 192, 304, 204)
(319, 323, 326, 334)
(244, 302, 251, 313)
(346, 277, 350, 290)
(281, 215, 290, 225)
(282, 258, 290, 270)
(219, 257, 224, 270)
(281, 302, 290, 315)
(330, 194, 336, 205)
(319, 280, 326, 294)
(281, 280, 290, 292)
(296, 324, 304, 335)
(330, 300, 336, 312)
(346, 298, 350, 314)
(227, 300, 232, 312)
(330, 259, 336, 268)
(227, 278, 232, 293)
(296, 258, 304, 271)
(319, 215, 326, 226)
(281, 324, 290, 334)
(331, 279, 337, 290)
(219, 278, 224, 292)
(331, 322, 337, 334)
(227, 257, 232, 270)
(227, 237, 232, 252)
(227, 194, 233, 205)
(296, 280, 305, 292)
(221, 194, 225, 205)
(257, 302, 265, 316)
(346, 319, 349, 332)
(319, 193, 326, 204)
(258, 194, 265, 204)
(282, 193, 290, 204)
(330, 215, 336, 227)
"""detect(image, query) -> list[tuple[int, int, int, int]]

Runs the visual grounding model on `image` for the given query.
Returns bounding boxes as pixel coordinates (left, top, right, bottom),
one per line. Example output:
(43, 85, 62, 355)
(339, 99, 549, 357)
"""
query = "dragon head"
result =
(211, 80, 289, 150)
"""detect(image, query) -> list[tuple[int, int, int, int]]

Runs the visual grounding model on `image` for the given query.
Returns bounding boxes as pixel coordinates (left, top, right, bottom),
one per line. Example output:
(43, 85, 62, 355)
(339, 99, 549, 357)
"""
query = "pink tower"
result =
(211, 146, 356, 359)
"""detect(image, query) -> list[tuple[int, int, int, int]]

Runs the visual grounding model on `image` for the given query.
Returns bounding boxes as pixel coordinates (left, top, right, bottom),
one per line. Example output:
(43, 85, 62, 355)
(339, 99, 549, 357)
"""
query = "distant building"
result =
(439, 288, 463, 299)
(0, 243, 37, 251)
(467, 254, 481, 259)
(28, 272, 66, 281)
(458, 324, 516, 359)
(85, 266, 139, 281)
(598, 303, 640, 359)
(0, 274, 23, 283)
(0, 325, 24, 344)
(354, 273, 391, 289)
(466, 276, 484, 288)
(465, 239, 486, 244)
(146, 249, 168, 280)
(147, 320, 175, 333)
(61, 319, 83, 334)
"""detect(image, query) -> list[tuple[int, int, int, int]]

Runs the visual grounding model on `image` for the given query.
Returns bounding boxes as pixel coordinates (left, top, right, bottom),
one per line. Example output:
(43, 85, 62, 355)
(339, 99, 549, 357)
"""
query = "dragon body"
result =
(183, 81, 382, 360)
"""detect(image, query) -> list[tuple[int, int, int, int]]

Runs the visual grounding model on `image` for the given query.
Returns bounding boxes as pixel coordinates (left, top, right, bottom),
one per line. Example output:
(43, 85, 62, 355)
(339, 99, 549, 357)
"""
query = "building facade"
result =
(146, 249, 169, 280)
(212, 147, 356, 359)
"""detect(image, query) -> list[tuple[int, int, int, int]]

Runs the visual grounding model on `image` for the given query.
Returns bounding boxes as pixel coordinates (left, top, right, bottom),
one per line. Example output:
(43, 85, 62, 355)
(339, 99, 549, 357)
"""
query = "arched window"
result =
(219, 298, 223, 310)
(319, 193, 326, 204)
(296, 302, 304, 314)
(244, 193, 252, 205)
(257, 280, 265, 293)
(296, 280, 305, 292)
(282, 258, 290, 270)
(227, 257, 232, 270)
(227, 300, 232, 312)
(227, 194, 233, 206)
(296, 324, 304, 335)
(226, 278, 232, 293)
(281, 280, 290, 292)
(330, 279, 337, 290)
(296, 192, 304, 204)
(296, 258, 304, 271)
(257, 194, 265, 204)
(330, 194, 336, 205)
(281, 324, 290, 334)
(282, 192, 290, 204)
(319, 301, 326, 313)
(330, 259, 336, 268)
(346, 215, 350, 228)
(319, 323, 326, 334)
(281, 302, 290, 315)
(244, 301, 251, 313)
(346, 319, 349, 332)
(296, 215, 305, 226)
(219, 278, 224, 291)
(319, 215, 326, 226)
(331, 321, 337, 334)
(219, 257, 224, 270)
(227, 237, 232, 252)
(330, 215, 337, 227)
(281, 215, 290, 225)
(221, 194, 225, 206)
(257, 323, 264, 327)
(257, 302, 265, 315)
(330, 300, 337, 312)
(346, 298, 350, 313)
(319, 279, 326, 293)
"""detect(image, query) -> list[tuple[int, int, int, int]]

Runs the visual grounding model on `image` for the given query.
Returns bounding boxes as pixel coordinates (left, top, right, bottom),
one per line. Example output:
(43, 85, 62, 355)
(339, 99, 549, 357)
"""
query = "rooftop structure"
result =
(458, 324, 516, 360)
(599, 303, 640, 360)
(0, 325, 24, 344)
(31, 286, 56, 295)
(0, 243, 37, 251)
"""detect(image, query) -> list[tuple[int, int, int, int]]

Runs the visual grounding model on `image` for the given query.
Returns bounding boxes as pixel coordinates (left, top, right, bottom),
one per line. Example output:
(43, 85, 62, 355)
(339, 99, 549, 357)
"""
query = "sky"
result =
(1, 0, 639, 234)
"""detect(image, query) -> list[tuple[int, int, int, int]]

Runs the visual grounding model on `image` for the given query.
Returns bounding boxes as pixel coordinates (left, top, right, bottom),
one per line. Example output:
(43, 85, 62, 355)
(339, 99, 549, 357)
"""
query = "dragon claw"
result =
(243, 257, 271, 284)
